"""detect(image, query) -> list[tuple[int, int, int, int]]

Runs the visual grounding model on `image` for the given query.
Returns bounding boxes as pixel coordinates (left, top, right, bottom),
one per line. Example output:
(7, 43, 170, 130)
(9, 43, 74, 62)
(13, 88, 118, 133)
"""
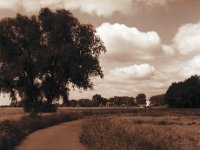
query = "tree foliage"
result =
(92, 94, 107, 106)
(136, 93, 146, 105)
(149, 94, 165, 106)
(78, 99, 93, 107)
(0, 8, 106, 112)
(164, 75, 200, 108)
(109, 96, 136, 106)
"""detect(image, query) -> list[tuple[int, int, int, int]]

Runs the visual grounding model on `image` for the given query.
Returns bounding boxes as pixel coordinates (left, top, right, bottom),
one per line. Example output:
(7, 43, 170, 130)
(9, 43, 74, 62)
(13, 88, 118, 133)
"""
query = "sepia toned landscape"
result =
(0, 0, 200, 150)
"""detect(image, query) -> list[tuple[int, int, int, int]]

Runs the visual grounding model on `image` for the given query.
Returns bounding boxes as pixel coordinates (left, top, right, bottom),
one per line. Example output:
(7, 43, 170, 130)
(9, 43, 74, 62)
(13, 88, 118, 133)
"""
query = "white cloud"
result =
(162, 45, 175, 56)
(64, 0, 174, 17)
(109, 64, 156, 80)
(97, 23, 162, 62)
(0, 0, 133, 17)
(163, 55, 200, 80)
(181, 55, 200, 77)
(0, 0, 177, 17)
(173, 21, 200, 55)
(64, 0, 133, 17)
(0, 0, 16, 10)
(136, 0, 168, 6)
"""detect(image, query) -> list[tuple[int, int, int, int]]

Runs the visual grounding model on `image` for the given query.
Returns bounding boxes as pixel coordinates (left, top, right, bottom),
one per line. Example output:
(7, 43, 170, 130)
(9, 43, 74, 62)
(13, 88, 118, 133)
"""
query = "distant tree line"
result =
(63, 74, 200, 108)
(11, 92, 167, 108)
(60, 94, 147, 107)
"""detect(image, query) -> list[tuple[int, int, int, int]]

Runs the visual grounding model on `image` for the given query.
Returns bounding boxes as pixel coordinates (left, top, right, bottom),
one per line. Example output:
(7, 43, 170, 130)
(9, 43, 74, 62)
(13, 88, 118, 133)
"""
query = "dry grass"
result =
(0, 112, 84, 150)
(80, 115, 200, 150)
(1, 107, 200, 121)
(1, 107, 200, 149)
(0, 108, 25, 122)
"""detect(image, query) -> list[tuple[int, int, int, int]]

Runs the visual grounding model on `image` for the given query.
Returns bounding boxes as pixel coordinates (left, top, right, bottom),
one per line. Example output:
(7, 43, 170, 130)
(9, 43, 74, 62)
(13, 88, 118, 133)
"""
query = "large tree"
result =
(0, 8, 106, 112)
(164, 75, 200, 108)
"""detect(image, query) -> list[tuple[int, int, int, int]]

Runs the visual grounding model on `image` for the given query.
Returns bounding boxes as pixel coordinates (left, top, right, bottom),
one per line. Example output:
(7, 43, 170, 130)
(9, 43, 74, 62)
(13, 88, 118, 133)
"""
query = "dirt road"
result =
(16, 120, 86, 150)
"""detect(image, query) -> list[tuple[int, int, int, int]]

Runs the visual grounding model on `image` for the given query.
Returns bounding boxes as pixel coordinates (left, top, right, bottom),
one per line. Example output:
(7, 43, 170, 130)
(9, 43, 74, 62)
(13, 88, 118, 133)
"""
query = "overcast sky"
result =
(1, 0, 200, 105)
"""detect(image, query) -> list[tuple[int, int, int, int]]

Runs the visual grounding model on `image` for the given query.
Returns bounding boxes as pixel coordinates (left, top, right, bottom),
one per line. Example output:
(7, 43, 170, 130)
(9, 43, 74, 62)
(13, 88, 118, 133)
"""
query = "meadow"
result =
(80, 108, 200, 150)
(0, 108, 25, 122)
(1, 107, 200, 150)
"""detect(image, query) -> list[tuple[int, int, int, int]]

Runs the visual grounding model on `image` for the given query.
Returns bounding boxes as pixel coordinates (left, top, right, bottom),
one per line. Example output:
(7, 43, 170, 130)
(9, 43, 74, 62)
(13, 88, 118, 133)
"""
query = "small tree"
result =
(136, 93, 146, 105)
(92, 94, 107, 106)
(0, 8, 106, 112)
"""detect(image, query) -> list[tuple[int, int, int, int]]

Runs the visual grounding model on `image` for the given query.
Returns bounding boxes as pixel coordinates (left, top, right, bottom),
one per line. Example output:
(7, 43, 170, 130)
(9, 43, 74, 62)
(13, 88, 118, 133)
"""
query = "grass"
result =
(80, 112, 200, 150)
(0, 112, 84, 150)
(1, 107, 200, 149)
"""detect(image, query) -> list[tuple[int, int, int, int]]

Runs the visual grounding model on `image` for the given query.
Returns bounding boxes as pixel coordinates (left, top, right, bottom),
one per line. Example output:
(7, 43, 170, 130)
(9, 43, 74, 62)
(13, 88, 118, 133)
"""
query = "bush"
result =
(0, 120, 24, 150)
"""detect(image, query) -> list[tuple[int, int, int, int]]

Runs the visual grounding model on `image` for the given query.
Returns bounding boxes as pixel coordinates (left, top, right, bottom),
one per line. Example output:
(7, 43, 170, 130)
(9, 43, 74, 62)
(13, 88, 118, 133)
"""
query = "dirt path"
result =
(15, 120, 86, 150)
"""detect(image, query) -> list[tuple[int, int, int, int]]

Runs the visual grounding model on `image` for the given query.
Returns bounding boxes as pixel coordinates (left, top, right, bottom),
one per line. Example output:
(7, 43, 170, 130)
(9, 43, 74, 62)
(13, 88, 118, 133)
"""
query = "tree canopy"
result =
(109, 96, 136, 106)
(164, 75, 200, 108)
(136, 93, 146, 105)
(149, 94, 165, 106)
(92, 94, 107, 106)
(0, 8, 106, 112)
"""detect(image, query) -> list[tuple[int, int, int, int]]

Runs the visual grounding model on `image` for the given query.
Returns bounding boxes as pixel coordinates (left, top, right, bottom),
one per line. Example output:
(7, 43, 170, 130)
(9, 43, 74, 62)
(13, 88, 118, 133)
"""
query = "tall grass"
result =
(80, 116, 199, 150)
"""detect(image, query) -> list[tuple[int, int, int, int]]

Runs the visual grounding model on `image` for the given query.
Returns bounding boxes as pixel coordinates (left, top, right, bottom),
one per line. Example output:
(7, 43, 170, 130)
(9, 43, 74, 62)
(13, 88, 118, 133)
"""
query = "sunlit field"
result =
(1, 107, 200, 121)
(0, 107, 25, 122)
(80, 109, 200, 150)
(1, 107, 200, 149)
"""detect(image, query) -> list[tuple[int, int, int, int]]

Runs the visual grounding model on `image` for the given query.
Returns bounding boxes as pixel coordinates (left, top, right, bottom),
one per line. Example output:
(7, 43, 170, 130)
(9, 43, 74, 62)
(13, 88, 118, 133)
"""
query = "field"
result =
(1, 107, 200, 150)
(80, 108, 200, 150)
(0, 107, 25, 122)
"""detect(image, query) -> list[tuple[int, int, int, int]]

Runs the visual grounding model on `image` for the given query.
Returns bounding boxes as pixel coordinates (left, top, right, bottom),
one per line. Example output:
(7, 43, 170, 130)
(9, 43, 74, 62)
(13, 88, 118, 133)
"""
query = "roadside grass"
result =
(80, 116, 200, 150)
(1, 107, 200, 150)
(0, 112, 84, 150)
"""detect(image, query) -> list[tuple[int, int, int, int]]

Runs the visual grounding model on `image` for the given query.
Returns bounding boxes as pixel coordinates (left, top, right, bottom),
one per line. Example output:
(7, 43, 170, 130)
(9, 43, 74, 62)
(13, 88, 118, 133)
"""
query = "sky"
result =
(1, 0, 200, 105)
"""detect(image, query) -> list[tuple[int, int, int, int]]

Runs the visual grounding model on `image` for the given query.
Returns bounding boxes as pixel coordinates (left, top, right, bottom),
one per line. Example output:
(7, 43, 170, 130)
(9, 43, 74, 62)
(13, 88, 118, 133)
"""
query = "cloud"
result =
(96, 23, 162, 62)
(163, 55, 200, 80)
(0, 0, 10, 8)
(0, 0, 133, 17)
(64, 0, 133, 17)
(181, 55, 200, 77)
(0, 0, 179, 17)
(109, 64, 156, 80)
(173, 21, 200, 55)
(0, 0, 17, 10)
(162, 45, 175, 56)
(64, 0, 175, 17)
(136, 0, 168, 6)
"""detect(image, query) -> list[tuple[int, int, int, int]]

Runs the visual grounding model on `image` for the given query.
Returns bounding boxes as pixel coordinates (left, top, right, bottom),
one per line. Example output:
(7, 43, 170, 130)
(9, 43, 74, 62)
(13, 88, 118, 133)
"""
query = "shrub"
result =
(0, 120, 24, 150)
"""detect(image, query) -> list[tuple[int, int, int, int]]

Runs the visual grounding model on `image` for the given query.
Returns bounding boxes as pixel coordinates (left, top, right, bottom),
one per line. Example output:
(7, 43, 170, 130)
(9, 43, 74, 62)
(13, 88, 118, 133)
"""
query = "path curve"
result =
(16, 120, 86, 150)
